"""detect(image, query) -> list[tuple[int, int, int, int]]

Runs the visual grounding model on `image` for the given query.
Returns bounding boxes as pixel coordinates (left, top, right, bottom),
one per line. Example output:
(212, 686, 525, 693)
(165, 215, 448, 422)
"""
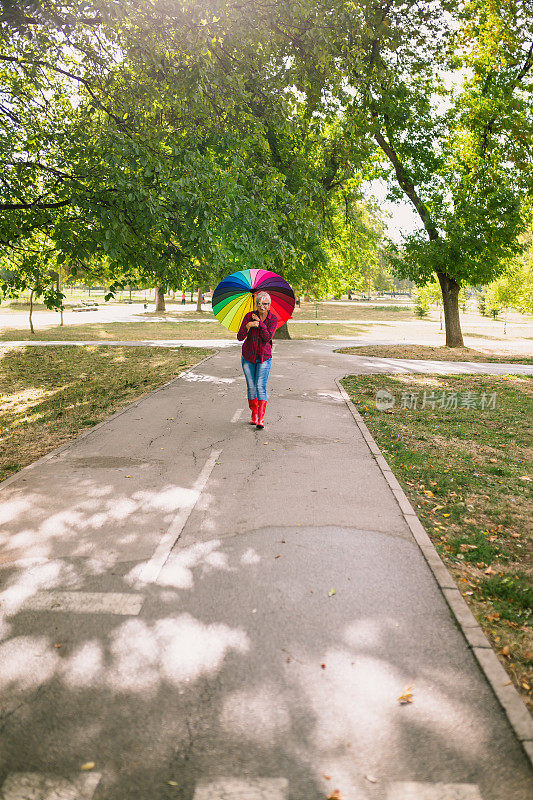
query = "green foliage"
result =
(2, 0, 532, 341)
(322, 185, 390, 296)
(480, 226, 533, 314)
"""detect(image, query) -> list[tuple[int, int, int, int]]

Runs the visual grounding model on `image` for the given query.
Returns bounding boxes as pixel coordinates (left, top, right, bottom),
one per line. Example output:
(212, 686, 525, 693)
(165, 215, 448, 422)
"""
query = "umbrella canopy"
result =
(212, 269, 295, 332)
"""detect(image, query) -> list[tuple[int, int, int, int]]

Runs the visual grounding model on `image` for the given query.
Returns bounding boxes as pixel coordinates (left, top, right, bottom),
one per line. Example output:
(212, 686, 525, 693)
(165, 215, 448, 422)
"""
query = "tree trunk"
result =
(436, 272, 464, 347)
(274, 322, 291, 339)
(57, 265, 64, 326)
(29, 289, 35, 334)
(196, 287, 203, 312)
(155, 286, 165, 312)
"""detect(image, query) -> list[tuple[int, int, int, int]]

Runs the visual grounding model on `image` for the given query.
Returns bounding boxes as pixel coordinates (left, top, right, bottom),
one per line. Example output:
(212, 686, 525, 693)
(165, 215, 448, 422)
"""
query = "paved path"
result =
(2, 338, 533, 375)
(0, 342, 531, 800)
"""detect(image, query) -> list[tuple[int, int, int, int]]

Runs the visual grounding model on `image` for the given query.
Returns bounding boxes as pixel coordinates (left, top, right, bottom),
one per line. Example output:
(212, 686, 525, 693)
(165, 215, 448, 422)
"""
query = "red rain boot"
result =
(256, 400, 267, 429)
(248, 398, 258, 425)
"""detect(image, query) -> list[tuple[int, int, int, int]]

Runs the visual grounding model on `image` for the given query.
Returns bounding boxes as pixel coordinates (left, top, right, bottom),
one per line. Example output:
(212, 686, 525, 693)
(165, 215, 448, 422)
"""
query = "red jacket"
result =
(237, 311, 278, 362)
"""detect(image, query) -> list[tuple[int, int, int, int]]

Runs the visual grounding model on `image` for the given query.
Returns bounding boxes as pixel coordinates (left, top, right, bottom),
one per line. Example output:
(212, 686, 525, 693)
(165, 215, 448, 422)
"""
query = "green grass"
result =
(0, 345, 213, 482)
(335, 344, 533, 364)
(341, 373, 533, 707)
(0, 318, 390, 342)
(0, 320, 231, 341)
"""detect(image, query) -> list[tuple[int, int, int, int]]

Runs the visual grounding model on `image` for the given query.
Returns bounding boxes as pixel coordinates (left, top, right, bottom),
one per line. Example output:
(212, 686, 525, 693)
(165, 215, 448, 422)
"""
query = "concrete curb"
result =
(335, 376, 533, 768)
(0, 351, 216, 494)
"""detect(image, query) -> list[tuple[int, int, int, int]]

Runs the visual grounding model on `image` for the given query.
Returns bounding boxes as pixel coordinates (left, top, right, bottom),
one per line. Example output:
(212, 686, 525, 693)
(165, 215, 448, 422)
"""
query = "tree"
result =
(261, 0, 533, 346)
(323, 187, 390, 296)
(0, 236, 64, 332)
(483, 223, 533, 315)
(1, 0, 342, 323)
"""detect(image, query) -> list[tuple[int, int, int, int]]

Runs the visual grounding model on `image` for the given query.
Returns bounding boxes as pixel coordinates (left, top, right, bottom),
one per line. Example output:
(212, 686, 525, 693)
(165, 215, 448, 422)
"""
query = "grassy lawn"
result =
(0, 320, 230, 341)
(341, 373, 533, 710)
(0, 345, 213, 482)
(336, 344, 533, 364)
(291, 302, 415, 321)
(0, 319, 385, 341)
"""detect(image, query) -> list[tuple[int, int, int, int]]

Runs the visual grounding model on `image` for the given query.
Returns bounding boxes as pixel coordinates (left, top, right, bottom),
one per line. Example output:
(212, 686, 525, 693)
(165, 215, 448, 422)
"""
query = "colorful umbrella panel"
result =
(212, 269, 295, 332)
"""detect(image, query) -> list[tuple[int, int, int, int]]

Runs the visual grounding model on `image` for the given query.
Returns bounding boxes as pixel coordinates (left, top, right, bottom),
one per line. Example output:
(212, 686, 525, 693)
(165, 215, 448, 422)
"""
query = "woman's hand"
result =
(246, 319, 260, 330)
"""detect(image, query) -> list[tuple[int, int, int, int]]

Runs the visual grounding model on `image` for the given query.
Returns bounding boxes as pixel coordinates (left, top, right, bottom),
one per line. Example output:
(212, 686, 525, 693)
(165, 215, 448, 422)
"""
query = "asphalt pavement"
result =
(0, 342, 531, 800)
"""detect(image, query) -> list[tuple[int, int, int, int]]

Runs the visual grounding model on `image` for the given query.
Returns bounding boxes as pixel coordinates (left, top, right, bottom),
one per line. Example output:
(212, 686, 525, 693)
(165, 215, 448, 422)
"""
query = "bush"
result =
(414, 301, 429, 318)
(478, 290, 499, 318)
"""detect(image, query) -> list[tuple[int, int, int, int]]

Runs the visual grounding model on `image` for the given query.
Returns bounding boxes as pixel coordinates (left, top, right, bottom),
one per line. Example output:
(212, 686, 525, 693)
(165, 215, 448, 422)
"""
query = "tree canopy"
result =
(1, 0, 531, 343)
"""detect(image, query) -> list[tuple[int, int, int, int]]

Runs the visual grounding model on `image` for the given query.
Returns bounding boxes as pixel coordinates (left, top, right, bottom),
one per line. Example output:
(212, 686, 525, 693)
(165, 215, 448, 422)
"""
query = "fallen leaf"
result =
(168, 781, 178, 787)
(423, 490, 434, 497)
(397, 684, 414, 704)
(489, 458, 498, 463)
(365, 775, 378, 783)
(274, 554, 282, 559)
(328, 588, 336, 597)
(522, 682, 531, 690)
(327, 791, 344, 800)
(322, 773, 331, 780)
(81, 763, 95, 771)
(252, 609, 257, 613)
(484, 566, 497, 575)
(501, 646, 510, 657)
(321, 663, 326, 669)
(519, 476, 532, 481)
(442, 513, 450, 517)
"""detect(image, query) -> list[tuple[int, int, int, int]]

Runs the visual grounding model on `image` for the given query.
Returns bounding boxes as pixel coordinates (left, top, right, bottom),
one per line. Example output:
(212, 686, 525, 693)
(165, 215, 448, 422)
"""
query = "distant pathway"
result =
(2, 338, 533, 375)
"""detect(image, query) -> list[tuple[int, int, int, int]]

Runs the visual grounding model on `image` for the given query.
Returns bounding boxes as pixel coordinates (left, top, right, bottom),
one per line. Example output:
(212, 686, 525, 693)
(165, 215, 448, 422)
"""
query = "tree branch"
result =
(481, 40, 533, 155)
(374, 128, 439, 241)
(0, 198, 71, 210)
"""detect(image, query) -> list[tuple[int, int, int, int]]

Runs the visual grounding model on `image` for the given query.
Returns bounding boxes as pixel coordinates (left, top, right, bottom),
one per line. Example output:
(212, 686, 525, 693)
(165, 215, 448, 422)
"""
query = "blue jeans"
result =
(241, 357, 272, 402)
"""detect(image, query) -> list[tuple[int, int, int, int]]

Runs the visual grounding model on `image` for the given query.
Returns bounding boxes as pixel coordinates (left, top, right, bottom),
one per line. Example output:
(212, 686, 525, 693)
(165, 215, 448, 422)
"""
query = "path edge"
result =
(0, 350, 217, 493)
(335, 376, 533, 768)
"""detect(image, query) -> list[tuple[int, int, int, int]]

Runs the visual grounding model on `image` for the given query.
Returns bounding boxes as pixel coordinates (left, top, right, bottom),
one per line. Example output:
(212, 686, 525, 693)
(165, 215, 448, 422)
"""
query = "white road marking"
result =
(181, 372, 235, 384)
(135, 449, 222, 586)
(23, 591, 143, 616)
(387, 783, 483, 799)
(193, 777, 288, 799)
(231, 408, 244, 423)
(0, 771, 101, 799)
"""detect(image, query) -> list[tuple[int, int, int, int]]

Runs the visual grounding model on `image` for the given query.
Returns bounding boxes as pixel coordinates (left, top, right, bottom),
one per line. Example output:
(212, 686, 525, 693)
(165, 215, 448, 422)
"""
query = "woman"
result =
(237, 291, 278, 429)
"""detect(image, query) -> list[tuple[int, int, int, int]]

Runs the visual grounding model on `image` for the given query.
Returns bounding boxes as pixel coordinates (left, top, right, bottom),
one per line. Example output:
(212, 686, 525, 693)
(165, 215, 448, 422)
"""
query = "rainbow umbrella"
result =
(212, 269, 295, 333)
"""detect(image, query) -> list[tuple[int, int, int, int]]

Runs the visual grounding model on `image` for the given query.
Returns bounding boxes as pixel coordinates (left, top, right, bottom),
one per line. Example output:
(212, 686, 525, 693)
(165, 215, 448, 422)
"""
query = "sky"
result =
(366, 180, 423, 243)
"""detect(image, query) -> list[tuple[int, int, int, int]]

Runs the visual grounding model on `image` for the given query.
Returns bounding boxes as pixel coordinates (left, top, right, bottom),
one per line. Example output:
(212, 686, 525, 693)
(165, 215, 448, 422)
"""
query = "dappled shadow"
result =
(1, 528, 531, 799)
(1, 345, 531, 799)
